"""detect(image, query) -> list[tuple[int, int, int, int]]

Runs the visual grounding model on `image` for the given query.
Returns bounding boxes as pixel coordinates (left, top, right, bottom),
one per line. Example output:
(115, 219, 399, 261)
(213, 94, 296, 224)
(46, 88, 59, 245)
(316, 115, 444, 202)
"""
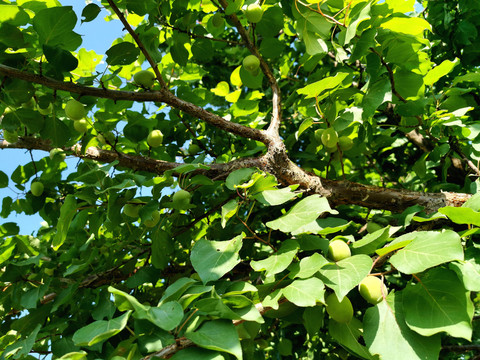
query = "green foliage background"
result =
(0, 0, 479, 359)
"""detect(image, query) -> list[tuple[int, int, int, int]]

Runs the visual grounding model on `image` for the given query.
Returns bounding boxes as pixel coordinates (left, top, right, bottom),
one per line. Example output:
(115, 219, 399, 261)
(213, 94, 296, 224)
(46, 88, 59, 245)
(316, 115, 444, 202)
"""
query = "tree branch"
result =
(217, 0, 283, 137)
(105, 0, 167, 88)
(0, 64, 270, 144)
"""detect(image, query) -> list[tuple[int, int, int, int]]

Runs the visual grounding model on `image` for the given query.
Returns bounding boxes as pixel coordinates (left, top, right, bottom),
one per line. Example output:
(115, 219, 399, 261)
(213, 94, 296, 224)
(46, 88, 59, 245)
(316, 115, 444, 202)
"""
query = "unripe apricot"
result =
(338, 136, 353, 151)
(147, 129, 163, 147)
(65, 99, 86, 120)
(134, 70, 155, 88)
(321, 128, 338, 148)
(74, 119, 89, 133)
(123, 199, 143, 218)
(144, 210, 160, 227)
(359, 276, 387, 305)
(211, 12, 224, 28)
(31, 181, 44, 197)
(243, 55, 260, 73)
(245, 4, 263, 23)
(325, 293, 353, 323)
(328, 240, 351, 262)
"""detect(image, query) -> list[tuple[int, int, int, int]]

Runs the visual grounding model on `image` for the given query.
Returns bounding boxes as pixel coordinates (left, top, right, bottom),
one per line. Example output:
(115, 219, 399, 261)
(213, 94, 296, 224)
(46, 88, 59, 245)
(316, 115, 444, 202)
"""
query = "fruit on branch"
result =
(321, 127, 338, 148)
(97, 132, 115, 145)
(325, 293, 353, 323)
(31, 181, 44, 197)
(172, 189, 191, 209)
(3, 130, 18, 143)
(74, 119, 89, 133)
(211, 12, 224, 28)
(64, 99, 86, 120)
(37, 103, 53, 115)
(144, 210, 161, 227)
(147, 130, 164, 147)
(243, 55, 260, 73)
(123, 199, 143, 219)
(188, 144, 201, 155)
(245, 4, 263, 23)
(49, 148, 66, 162)
(314, 129, 324, 143)
(338, 136, 353, 151)
(133, 70, 156, 88)
(328, 239, 351, 261)
(359, 276, 387, 305)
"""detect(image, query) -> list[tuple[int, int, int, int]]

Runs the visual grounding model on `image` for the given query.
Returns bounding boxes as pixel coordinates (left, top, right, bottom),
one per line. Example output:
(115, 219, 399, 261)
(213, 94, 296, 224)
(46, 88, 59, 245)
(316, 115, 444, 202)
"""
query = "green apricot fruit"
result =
(144, 210, 160, 227)
(65, 99, 86, 120)
(314, 129, 324, 143)
(31, 181, 44, 197)
(134, 70, 156, 88)
(172, 189, 191, 209)
(49, 148, 66, 162)
(325, 293, 353, 323)
(321, 128, 338, 148)
(3, 130, 18, 143)
(97, 132, 115, 145)
(338, 136, 353, 151)
(74, 119, 89, 133)
(147, 129, 164, 147)
(245, 4, 263, 23)
(366, 221, 383, 233)
(359, 276, 387, 305)
(188, 144, 201, 155)
(242, 55, 260, 73)
(123, 199, 143, 218)
(328, 239, 351, 262)
(37, 103, 53, 115)
(211, 12, 224, 28)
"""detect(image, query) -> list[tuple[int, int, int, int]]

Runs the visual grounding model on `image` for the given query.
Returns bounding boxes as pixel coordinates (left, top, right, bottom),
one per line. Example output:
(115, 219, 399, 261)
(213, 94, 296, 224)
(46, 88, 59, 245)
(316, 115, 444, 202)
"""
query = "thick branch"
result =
(0, 64, 270, 144)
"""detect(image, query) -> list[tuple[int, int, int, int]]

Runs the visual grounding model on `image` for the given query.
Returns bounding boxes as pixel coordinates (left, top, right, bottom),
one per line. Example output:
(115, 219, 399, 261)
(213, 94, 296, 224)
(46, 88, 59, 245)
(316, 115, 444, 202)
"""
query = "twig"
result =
(105, 0, 167, 88)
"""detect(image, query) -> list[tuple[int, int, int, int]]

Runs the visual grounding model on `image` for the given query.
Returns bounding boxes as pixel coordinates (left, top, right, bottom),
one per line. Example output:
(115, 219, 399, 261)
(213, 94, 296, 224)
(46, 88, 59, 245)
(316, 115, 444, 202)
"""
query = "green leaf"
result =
(450, 247, 480, 291)
(53, 195, 77, 250)
(252, 187, 300, 206)
(191, 234, 243, 283)
(345, 2, 371, 44)
(72, 311, 132, 347)
(438, 206, 480, 226)
(0, 5, 30, 26)
(329, 318, 377, 360)
(81, 3, 101, 23)
(282, 277, 325, 307)
(171, 348, 226, 360)
(250, 240, 299, 277)
(33, 6, 82, 50)
(43, 45, 78, 72)
(221, 199, 238, 228)
(364, 292, 441, 360)
(289, 252, 329, 279)
(186, 320, 243, 360)
(266, 195, 336, 233)
(40, 117, 70, 147)
(318, 255, 372, 301)
(351, 226, 390, 255)
(297, 73, 349, 99)
(403, 268, 474, 340)
(225, 168, 256, 190)
(106, 42, 140, 66)
(380, 17, 431, 36)
(424, 59, 459, 86)
(389, 230, 464, 274)
(291, 218, 350, 236)
(362, 77, 392, 119)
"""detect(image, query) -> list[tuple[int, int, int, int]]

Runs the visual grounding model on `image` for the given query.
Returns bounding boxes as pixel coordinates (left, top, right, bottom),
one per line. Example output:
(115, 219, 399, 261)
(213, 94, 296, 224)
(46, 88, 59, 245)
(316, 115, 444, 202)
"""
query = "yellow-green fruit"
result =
(245, 4, 263, 23)
(188, 144, 201, 155)
(366, 221, 383, 233)
(325, 293, 353, 323)
(134, 70, 155, 88)
(74, 119, 89, 133)
(3, 130, 18, 143)
(37, 103, 53, 115)
(211, 12, 224, 27)
(31, 181, 44, 197)
(147, 129, 164, 147)
(65, 99, 86, 120)
(321, 128, 338, 148)
(172, 189, 191, 208)
(243, 55, 260, 73)
(49, 148, 66, 162)
(338, 136, 353, 151)
(144, 210, 160, 227)
(123, 200, 143, 218)
(97, 132, 115, 145)
(314, 129, 324, 143)
(328, 239, 351, 262)
(359, 276, 387, 305)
